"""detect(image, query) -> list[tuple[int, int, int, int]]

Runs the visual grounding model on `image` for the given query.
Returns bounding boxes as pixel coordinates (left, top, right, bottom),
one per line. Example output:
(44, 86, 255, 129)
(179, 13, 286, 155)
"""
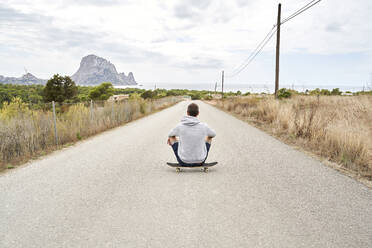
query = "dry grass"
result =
(0, 97, 181, 170)
(212, 95, 372, 179)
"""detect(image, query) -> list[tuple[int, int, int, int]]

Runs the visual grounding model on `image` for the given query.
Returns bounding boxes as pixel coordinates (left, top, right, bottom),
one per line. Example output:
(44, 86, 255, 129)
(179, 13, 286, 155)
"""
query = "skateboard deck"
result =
(166, 162, 217, 172)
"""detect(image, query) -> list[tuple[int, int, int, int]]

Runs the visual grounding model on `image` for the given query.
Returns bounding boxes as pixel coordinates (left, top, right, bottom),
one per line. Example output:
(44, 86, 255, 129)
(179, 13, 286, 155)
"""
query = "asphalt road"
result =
(1, 100, 371, 248)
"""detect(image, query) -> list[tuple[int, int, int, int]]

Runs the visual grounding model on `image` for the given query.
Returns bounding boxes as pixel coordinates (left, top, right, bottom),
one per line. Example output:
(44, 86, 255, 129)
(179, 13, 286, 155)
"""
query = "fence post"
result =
(111, 101, 114, 124)
(52, 101, 58, 146)
(90, 100, 93, 122)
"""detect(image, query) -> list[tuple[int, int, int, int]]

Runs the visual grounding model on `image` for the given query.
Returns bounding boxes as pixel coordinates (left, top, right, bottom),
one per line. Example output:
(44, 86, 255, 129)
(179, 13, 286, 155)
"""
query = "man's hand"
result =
(167, 136, 177, 145)
(206, 136, 213, 144)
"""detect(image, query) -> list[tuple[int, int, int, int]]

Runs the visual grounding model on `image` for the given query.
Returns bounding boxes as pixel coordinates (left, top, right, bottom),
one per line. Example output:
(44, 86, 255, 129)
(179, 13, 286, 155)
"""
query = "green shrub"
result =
(203, 95, 212, 100)
(88, 82, 114, 100)
(331, 88, 342, 95)
(141, 90, 156, 99)
(190, 93, 201, 100)
(320, 89, 331, 95)
(277, 88, 292, 99)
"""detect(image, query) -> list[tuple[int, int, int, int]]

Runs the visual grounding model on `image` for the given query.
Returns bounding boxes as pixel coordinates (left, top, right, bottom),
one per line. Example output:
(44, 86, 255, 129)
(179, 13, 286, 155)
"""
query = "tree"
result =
(63, 76, 78, 100)
(140, 90, 156, 99)
(88, 82, 114, 100)
(43, 74, 78, 103)
(331, 88, 342, 95)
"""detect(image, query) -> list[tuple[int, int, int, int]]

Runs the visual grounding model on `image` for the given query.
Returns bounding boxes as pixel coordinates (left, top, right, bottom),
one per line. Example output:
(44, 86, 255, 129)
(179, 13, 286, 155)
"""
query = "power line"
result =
(226, 26, 277, 78)
(227, 28, 276, 78)
(281, 0, 318, 23)
(228, 26, 276, 76)
(281, 0, 322, 25)
(225, 0, 321, 78)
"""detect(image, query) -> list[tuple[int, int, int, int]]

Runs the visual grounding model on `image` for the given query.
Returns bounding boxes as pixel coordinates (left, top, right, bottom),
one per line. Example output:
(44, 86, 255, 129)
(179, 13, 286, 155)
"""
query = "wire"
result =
(281, 0, 322, 25)
(226, 26, 277, 78)
(228, 26, 275, 74)
(281, 0, 318, 23)
(225, 0, 322, 78)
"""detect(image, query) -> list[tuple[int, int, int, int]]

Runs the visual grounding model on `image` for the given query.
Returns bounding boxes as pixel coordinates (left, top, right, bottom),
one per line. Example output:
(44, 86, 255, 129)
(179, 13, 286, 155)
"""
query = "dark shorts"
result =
(171, 142, 211, 167)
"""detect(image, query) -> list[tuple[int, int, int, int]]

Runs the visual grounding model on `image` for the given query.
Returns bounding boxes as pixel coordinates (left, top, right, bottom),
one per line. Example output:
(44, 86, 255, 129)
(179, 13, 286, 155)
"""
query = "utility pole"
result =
(214, 82, 217, 94)
(275, 3, 282, 98)
(221, 70, 224, 98)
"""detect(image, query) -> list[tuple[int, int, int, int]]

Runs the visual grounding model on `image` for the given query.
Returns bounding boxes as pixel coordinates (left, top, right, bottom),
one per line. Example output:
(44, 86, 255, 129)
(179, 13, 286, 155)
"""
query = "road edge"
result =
(205, 100, 372, 189)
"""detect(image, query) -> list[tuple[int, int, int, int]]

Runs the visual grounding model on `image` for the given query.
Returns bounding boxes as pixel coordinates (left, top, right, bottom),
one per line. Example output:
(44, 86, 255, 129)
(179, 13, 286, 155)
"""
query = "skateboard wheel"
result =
(176, 168, 181, 172)
(203, 167, 208, 173)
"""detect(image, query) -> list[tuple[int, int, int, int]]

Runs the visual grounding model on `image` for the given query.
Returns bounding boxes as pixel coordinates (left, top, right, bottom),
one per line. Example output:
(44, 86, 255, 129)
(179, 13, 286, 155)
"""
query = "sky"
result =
(0, 0, 372, 88)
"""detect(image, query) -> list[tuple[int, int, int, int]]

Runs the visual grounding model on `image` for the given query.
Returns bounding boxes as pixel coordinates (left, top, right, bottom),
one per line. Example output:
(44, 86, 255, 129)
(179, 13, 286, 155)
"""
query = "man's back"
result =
(169, 115, 216, 164)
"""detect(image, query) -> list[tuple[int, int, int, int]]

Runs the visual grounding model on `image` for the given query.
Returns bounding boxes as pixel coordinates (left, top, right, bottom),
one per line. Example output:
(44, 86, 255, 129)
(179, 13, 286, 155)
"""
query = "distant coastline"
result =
(114, 83, 369, 93)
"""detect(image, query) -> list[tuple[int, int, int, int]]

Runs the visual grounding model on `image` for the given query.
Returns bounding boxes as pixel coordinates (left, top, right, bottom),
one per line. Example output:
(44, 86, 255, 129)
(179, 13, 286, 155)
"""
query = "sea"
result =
(115, 83, 370, 94)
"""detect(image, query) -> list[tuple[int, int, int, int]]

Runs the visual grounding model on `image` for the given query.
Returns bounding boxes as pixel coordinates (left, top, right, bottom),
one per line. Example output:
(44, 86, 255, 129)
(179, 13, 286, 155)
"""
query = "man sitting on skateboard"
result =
(167, 103, 216, 166)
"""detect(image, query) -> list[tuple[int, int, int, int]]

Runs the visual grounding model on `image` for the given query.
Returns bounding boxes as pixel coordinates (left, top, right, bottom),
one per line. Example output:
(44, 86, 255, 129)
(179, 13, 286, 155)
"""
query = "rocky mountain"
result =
(71, 55, 137, 85)
(0, 73, 47, 85)
(0, 54, 137, 86)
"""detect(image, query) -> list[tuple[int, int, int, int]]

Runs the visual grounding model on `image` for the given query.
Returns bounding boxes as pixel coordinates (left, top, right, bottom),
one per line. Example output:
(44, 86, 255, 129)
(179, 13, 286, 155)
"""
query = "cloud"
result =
(0, 0, 372, 85)
(325, 23, 343, 33)
(174, 4, 196, 19)
(189, 0, 211, 9)
(173, 0, 211, 20)
(101, 42, 168, 63)
(175, 56, 223, 70)
(0, 5, 51, 24)
(0, 3, 167, 68)
(0, 5, 102, 51)
(64, 0, 123, 6)
(235, 0, 250, 7)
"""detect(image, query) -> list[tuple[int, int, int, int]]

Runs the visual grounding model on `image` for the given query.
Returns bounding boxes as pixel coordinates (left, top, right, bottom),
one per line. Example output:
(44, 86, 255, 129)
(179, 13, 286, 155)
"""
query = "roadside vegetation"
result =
(0, 95, 181, 170)
(1, 75, 371, 174)
(211, 93, 372, 180)
(0, 79, 225, 108)
(0, 74, 195, 170)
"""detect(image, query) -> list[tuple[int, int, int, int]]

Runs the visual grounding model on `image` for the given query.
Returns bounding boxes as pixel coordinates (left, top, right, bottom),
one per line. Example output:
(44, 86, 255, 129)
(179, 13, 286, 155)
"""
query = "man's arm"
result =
(168, 125, 179, 137)
(167, 126, 179, 145)
(205, 124, 216, 138)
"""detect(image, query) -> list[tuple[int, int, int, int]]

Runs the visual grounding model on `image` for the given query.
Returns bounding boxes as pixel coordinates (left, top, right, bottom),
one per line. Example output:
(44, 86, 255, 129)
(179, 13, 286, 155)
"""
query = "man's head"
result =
(187, 103, 199, 117)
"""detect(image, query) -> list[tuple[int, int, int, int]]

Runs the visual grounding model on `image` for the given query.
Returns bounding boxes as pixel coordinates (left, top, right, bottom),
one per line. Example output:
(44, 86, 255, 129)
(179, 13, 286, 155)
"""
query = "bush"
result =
(88, 82, 114, 100)
(331, 88, 342, 95)
(141, 90, 156, 99)
(0, 97, 30, 120)
(277, 88, 292, 99)
(320, 89, 331, 95)
(190, 93, 202, 100)
(203, 95, 212, 100)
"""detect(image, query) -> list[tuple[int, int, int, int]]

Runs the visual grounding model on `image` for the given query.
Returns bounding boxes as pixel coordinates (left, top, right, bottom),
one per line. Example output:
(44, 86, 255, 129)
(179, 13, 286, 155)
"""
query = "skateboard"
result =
(166, 162, 218, 172)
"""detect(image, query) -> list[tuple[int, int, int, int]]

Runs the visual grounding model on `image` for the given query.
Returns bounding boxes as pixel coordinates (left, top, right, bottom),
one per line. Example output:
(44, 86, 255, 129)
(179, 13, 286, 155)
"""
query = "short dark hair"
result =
(187, 103, 199, 117)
